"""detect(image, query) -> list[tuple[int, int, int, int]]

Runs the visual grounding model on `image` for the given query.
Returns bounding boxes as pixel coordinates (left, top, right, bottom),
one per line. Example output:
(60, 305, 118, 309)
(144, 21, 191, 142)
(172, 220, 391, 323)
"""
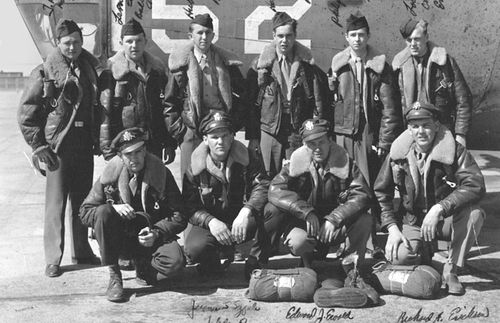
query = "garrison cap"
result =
(191, 13, 213, 30)
(405, 102, 440, 122)
(400, 18, 419, 39)
(121, 18, 145, 38)
(346, 12, 369, 33)
(300, 119, 330, 141)
(56, 19, 82, 39)
(272, 11, 295, 30)
(111, 127, 146, 153)
(199, 111, 233, 135)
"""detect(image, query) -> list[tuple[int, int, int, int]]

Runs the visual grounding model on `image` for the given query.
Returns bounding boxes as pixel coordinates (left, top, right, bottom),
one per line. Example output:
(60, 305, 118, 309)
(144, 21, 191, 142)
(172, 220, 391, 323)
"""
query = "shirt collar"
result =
(194, 46, 210, 64)
(349, 49, 366, 63)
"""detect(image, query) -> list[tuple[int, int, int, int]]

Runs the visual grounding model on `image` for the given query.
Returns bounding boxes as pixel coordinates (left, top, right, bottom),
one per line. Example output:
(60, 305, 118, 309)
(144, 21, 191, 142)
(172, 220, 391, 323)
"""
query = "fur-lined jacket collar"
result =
(331, 45, 386, 76)
(256, 41, 315, 96)
(168, 40, 242, 72)
(44, 47, 100, 86)
(289, 142, 350, 179)
(167, 41, 241, 119)
(108, 49, 166, 80)
(392, 41, 447, 71)
(190, 140, 249, 177)
(390, 125, 455, 165)
(100, 153, 166, 211)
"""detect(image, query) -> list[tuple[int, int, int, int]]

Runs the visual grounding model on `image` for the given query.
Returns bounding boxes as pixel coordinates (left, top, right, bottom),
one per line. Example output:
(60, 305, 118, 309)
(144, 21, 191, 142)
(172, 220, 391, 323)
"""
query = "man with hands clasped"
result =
(266, 118, 373, 268)
(182, 111, 271, 279)
(80, 128, 186, 302)
(374, 101, 486, 295)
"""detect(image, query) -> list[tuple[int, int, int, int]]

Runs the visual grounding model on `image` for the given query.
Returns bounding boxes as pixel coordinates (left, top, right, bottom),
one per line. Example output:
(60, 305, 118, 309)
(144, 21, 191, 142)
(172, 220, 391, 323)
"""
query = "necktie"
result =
(355, 57, 363, 87)
(200, 54, 208, 71)
(129, 174, 138, 196)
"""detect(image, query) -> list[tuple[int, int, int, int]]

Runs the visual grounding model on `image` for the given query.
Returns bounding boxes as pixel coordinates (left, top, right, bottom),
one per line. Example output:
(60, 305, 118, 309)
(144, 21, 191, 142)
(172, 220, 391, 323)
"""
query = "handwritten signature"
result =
(327, 0, 346, 28)
(286, 306, 354, 321)
(401, 0, 445, 16)
(188, 299, 261, 320)
(397, 305, 490, 323)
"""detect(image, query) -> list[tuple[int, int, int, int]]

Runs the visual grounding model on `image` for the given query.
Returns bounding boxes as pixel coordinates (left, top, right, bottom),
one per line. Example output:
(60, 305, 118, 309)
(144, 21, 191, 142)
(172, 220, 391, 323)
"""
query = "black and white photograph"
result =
(1, 0, 499, 322)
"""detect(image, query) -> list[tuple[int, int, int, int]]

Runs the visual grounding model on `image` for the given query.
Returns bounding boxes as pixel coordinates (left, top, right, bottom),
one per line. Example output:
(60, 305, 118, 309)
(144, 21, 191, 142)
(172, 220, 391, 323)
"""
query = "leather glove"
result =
(33, 145, 59, 172)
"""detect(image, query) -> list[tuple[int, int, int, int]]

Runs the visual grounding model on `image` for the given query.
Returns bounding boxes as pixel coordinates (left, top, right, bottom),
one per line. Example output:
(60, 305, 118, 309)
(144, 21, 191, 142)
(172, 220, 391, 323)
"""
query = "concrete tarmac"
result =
(1, 90, 499, 322)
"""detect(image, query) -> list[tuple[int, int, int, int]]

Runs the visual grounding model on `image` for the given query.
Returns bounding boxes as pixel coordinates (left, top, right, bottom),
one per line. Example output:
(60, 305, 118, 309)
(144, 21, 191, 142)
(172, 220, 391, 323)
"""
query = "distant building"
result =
(0, 71, 28, 90)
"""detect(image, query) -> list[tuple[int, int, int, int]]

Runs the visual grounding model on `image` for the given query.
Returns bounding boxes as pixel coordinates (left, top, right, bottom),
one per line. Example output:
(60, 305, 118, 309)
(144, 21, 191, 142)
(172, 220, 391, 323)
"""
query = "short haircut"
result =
(273, 20, 298, 34)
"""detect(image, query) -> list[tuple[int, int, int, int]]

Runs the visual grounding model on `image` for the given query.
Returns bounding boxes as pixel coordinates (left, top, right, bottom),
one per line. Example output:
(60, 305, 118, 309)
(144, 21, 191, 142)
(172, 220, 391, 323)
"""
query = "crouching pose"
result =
(374, 102, 486, 295)
(267, 118, 373, 268)
(80, 128, 186, 302)
(182, 111, 271, 279)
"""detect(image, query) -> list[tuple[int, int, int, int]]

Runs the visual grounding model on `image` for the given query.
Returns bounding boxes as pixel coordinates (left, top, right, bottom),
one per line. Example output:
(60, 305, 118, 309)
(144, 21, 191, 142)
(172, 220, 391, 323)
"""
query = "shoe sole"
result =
(314, 287, 368, 308)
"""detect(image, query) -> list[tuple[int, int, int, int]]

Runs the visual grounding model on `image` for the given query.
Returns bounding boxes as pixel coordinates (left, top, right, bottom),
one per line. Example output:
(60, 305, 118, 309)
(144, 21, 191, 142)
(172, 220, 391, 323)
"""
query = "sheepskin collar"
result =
(392, 41, 447, 71)
(108, 49, 165, 80)
(168, 40, 242, 72)
(44, 47, 99, 86)
(331, 45, 386, 75)
(257, 41, 314, 70)
(289, 142, 350, 179)
(191, 140, 249, 176)
(100, 152, 166, 208)
(389, 125, 455, 165)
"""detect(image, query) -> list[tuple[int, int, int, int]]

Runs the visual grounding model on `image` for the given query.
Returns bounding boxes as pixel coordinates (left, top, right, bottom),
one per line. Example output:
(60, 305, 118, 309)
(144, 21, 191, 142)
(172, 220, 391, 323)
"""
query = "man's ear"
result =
(119, 39, 123, 46)
(188, 32, 193, 40)
(202, 134, 208, 144)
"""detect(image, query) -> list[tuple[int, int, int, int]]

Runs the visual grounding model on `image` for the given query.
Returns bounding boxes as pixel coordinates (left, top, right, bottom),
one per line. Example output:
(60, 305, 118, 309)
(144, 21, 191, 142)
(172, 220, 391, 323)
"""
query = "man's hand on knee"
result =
(112, 203, 136, 220)
(138, 227, 158, 247)
(305, 212, 320, 239)
(231, 207, 252, 244)
(319, 220, 336, 244)
(208, 218, 234, 246)
(421, 205, 443, 241)
(386, 224, 411, 262)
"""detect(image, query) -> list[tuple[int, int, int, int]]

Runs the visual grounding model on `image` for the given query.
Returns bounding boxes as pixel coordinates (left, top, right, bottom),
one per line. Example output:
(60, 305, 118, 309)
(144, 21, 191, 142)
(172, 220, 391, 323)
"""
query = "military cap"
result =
(346, 12, 369, 33)
(272, 11, 294, 30)
(191, 13, 213, 30)
(300, 119, 330, 141)
(55, 19, 82, 39)
(405, 102, 440, 122)
(121, 18, 145, 38)
(400, 18, 419, 39)
(199, 111, 233, 135)
(111, 127, 146, 153)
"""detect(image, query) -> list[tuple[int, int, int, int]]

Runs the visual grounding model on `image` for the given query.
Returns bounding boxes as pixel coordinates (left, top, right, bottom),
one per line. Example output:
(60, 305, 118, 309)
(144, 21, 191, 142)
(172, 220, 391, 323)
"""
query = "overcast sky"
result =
(0, 1, 42, 75)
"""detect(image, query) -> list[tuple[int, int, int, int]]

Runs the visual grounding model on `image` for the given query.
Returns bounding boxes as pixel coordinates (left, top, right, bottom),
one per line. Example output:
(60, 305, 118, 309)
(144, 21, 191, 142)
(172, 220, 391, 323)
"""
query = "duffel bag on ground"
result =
(245, 268, 317, 302)
(371, 261, 441, 299)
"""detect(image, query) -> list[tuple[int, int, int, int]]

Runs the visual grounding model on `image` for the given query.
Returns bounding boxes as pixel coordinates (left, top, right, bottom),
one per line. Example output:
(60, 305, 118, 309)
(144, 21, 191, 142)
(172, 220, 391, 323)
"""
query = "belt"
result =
(282, 102, 291, 114)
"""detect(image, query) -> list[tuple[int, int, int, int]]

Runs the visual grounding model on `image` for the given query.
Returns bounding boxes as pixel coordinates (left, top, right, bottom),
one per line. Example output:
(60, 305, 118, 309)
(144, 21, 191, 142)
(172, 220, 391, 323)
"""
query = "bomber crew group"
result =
(18, 10, 485, 304)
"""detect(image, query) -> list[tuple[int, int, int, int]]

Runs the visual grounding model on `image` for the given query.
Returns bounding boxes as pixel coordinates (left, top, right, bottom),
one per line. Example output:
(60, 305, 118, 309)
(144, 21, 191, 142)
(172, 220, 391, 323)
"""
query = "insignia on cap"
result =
(413, 102, 421, 110)
(123, 131, 134, 141)
(305, 120, 314, 131)
(214, 112, 222, 121)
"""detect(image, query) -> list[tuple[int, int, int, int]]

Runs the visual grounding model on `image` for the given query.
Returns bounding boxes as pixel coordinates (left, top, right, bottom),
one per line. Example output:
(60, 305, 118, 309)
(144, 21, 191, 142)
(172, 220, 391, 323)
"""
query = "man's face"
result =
(121, 145, 146, 173)
(273, 24, 296, 56)
(345, 28, 369, 52)
(304, 134, 331, 164)
(121, 33, 147, 62)
(57, 31, 83, 61)
(408, 118, 439, 152)
(203, 128, 234, 162)
(189, 24, 214, 53)
(406, 27, 429, 57)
